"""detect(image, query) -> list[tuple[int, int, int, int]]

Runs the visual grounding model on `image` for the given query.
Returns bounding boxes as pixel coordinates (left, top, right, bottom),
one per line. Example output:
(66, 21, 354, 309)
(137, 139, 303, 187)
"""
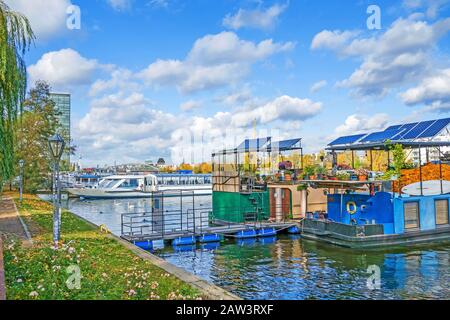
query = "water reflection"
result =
(65, 195, 212, 235)
(160, 237, 450, 300)
(60, 196, 449, 300)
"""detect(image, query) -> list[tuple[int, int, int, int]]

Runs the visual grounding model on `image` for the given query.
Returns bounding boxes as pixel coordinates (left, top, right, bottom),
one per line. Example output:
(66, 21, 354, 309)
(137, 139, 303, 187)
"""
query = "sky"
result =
(6, 0, 450, 166)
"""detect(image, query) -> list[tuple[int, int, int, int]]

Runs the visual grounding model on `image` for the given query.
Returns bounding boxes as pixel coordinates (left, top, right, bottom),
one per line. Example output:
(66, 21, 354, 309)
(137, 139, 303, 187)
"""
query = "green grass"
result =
(2, 193, 201, 300)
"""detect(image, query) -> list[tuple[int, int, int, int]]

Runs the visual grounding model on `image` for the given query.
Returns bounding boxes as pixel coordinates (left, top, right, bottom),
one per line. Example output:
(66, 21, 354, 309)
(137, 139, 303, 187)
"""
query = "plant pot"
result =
(285, 174, 291, 181)
(358, 175, 367, 181)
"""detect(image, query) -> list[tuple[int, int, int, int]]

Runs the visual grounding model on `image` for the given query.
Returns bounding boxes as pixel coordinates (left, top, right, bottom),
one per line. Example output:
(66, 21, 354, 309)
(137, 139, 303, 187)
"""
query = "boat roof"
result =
(102, 175, 155, 180)
(75, 174, 100, 179)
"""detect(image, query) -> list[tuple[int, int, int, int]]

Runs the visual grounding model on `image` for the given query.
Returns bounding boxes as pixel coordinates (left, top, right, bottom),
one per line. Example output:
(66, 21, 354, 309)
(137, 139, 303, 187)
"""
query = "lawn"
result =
(1, 193, 201, 300)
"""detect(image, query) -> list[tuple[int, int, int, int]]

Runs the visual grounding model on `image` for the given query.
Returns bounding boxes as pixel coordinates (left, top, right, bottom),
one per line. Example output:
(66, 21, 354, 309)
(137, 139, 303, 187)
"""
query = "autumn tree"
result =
(15, 81, 61, 192)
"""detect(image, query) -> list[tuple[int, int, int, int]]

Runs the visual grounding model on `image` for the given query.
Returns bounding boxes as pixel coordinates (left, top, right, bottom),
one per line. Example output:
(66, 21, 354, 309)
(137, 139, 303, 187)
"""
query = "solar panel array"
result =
(329, 118, 450, 146)
(328, 134, 367, 146)
(360, 128, 406, 143)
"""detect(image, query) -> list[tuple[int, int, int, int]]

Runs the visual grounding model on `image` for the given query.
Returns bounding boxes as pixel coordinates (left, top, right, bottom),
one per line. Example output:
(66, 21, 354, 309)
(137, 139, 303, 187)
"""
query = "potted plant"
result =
(356, 168, 368, 181)
(297, 184, 308, 191)
(284, 170, 293, 181)
(336, 172, 350, 181)
(303, 166, 315, 180)
(315, 165, 327, 180)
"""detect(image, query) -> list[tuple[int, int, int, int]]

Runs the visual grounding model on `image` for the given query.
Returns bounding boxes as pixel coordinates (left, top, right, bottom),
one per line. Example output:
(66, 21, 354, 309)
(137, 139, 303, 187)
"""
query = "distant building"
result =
(50, 93, 71, 164)
(157, 158, 166, 167)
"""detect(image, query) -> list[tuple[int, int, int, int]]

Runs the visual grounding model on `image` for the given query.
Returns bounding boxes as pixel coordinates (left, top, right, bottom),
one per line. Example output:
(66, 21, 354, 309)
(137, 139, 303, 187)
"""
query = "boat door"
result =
(143, 175, 157, 192)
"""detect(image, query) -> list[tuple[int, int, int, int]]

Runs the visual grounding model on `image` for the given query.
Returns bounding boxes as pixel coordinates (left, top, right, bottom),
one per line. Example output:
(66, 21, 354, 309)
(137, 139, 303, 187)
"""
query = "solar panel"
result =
(328, 134, 367, 146)
(396, 122, 418, 136)
(385, 125, 402, 131)
(417, 118, 450, 138)
(272, 138, 302, 150)
(401, 120, 435, 139)
(327, 117, 450, 146)
(360, 129, 404, 143)
(237, 137, 271, 151)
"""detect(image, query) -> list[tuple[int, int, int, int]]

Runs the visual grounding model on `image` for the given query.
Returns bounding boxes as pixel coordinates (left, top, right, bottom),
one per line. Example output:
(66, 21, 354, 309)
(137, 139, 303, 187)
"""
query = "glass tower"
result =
(50, 93, 71, 164)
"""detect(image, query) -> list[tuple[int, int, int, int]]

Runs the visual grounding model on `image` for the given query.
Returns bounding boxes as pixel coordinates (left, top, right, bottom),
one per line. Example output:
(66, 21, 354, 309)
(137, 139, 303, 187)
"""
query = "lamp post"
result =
(18, 159, 24, 205)
(48, 134, 65, 248)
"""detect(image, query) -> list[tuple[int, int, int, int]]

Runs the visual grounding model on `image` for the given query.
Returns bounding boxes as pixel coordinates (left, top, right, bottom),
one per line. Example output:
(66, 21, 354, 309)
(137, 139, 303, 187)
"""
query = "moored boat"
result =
(67, 173, 212, 199)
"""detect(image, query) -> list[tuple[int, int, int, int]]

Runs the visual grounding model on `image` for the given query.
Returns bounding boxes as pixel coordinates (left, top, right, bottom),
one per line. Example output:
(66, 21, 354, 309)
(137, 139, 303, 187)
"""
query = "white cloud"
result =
(334, 114, 390, 136)
(107, 0, 132, 11)
(5, 0, 71, 40)
(215, 87, 254, 106)
(89, 68, 140, 96)
(311, 30, 359, 52)
(188, 32, 294, 65)
(75, 90, 321, 165)
(138, 31, 294, 94)
(231, 95, 322, 128)
(75, 92, 180, 164)
(311, 16, 450, 97)
(180, 100, 202, 112)
(28, 49, 101, 89)
(401, 68, 450, 112)
(148, 0, 169, 9)
(402, 0, 450, 19)
(310, 80, 328, 93)
(223, 3, 288, 30)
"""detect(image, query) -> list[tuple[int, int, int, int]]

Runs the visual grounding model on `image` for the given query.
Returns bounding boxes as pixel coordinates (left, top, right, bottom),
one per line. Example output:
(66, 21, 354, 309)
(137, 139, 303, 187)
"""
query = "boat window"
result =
(404, 202, 420, 230)
(435, 199, 449, 225)
(99, 179, 118, 188)
(119, 179, 139, 189)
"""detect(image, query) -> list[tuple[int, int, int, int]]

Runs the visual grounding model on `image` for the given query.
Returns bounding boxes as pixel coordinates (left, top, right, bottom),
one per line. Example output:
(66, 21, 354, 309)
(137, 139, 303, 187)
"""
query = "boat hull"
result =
(299, 219, 450, 249)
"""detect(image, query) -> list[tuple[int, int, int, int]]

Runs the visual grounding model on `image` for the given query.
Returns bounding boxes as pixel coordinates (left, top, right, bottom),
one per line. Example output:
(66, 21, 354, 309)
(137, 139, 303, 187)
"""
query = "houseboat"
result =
(211, 117, 450, 248)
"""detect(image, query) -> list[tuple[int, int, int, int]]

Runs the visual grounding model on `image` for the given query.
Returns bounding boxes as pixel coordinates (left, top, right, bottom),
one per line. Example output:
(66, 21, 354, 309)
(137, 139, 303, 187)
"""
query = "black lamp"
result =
(48, 134, 66, 162)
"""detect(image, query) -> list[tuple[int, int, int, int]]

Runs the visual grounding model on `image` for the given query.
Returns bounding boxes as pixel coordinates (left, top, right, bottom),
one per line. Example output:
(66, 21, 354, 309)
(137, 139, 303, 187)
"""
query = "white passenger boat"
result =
(67, 174, 212, 199)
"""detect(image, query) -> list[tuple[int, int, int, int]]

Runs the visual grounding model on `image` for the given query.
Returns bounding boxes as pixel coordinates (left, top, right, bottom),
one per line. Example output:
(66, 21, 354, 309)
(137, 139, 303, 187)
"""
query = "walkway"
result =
(0, 197, 30, 240)
(0, 196, 32, 300)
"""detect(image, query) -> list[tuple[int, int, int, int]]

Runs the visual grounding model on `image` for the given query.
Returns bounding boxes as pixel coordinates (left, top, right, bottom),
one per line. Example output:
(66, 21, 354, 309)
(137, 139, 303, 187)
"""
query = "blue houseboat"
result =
(300, 118, 450, 248)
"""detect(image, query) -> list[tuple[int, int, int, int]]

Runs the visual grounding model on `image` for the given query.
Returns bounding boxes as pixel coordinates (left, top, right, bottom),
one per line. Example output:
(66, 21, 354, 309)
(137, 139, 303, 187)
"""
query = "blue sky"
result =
(7, 0, 450, 166)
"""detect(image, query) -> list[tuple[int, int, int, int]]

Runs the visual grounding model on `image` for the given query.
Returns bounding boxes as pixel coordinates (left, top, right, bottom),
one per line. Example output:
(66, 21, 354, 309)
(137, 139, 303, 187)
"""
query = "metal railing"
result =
(121, 207, 213, 240)
(121, 202, 293, 240)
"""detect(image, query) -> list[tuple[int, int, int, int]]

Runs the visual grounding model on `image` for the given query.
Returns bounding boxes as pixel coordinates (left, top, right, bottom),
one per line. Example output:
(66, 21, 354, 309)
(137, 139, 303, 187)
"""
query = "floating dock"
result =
(121, 220, 296, 243)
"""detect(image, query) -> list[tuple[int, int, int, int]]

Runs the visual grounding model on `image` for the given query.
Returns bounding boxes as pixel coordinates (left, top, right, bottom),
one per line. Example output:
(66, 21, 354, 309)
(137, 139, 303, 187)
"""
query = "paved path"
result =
(0, 196, 32, 300)
(0, 197, 29, 240)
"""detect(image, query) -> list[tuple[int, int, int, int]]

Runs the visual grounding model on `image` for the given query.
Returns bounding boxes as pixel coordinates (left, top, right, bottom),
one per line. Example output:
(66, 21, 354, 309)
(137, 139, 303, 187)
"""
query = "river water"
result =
(64, 196, 449, 300)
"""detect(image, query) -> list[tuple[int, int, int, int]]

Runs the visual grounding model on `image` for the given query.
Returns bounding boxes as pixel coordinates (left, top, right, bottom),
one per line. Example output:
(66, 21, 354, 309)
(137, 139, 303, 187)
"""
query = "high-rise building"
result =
(50, 93, 71, 164)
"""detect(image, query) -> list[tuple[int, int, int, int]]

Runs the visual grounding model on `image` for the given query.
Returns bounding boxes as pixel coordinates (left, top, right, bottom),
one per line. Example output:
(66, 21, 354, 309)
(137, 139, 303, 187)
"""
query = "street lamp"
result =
(18, 159, 24, 205)
(48, 134, 65, 248)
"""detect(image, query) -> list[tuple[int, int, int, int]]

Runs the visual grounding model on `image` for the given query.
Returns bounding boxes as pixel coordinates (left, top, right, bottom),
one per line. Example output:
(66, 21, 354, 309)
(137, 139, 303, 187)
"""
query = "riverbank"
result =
(0, 192, 206, 300)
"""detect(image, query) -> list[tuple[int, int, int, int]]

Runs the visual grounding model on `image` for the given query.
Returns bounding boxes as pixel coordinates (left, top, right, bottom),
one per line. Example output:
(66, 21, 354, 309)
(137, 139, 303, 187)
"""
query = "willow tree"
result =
(0, 1, 35, 193)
